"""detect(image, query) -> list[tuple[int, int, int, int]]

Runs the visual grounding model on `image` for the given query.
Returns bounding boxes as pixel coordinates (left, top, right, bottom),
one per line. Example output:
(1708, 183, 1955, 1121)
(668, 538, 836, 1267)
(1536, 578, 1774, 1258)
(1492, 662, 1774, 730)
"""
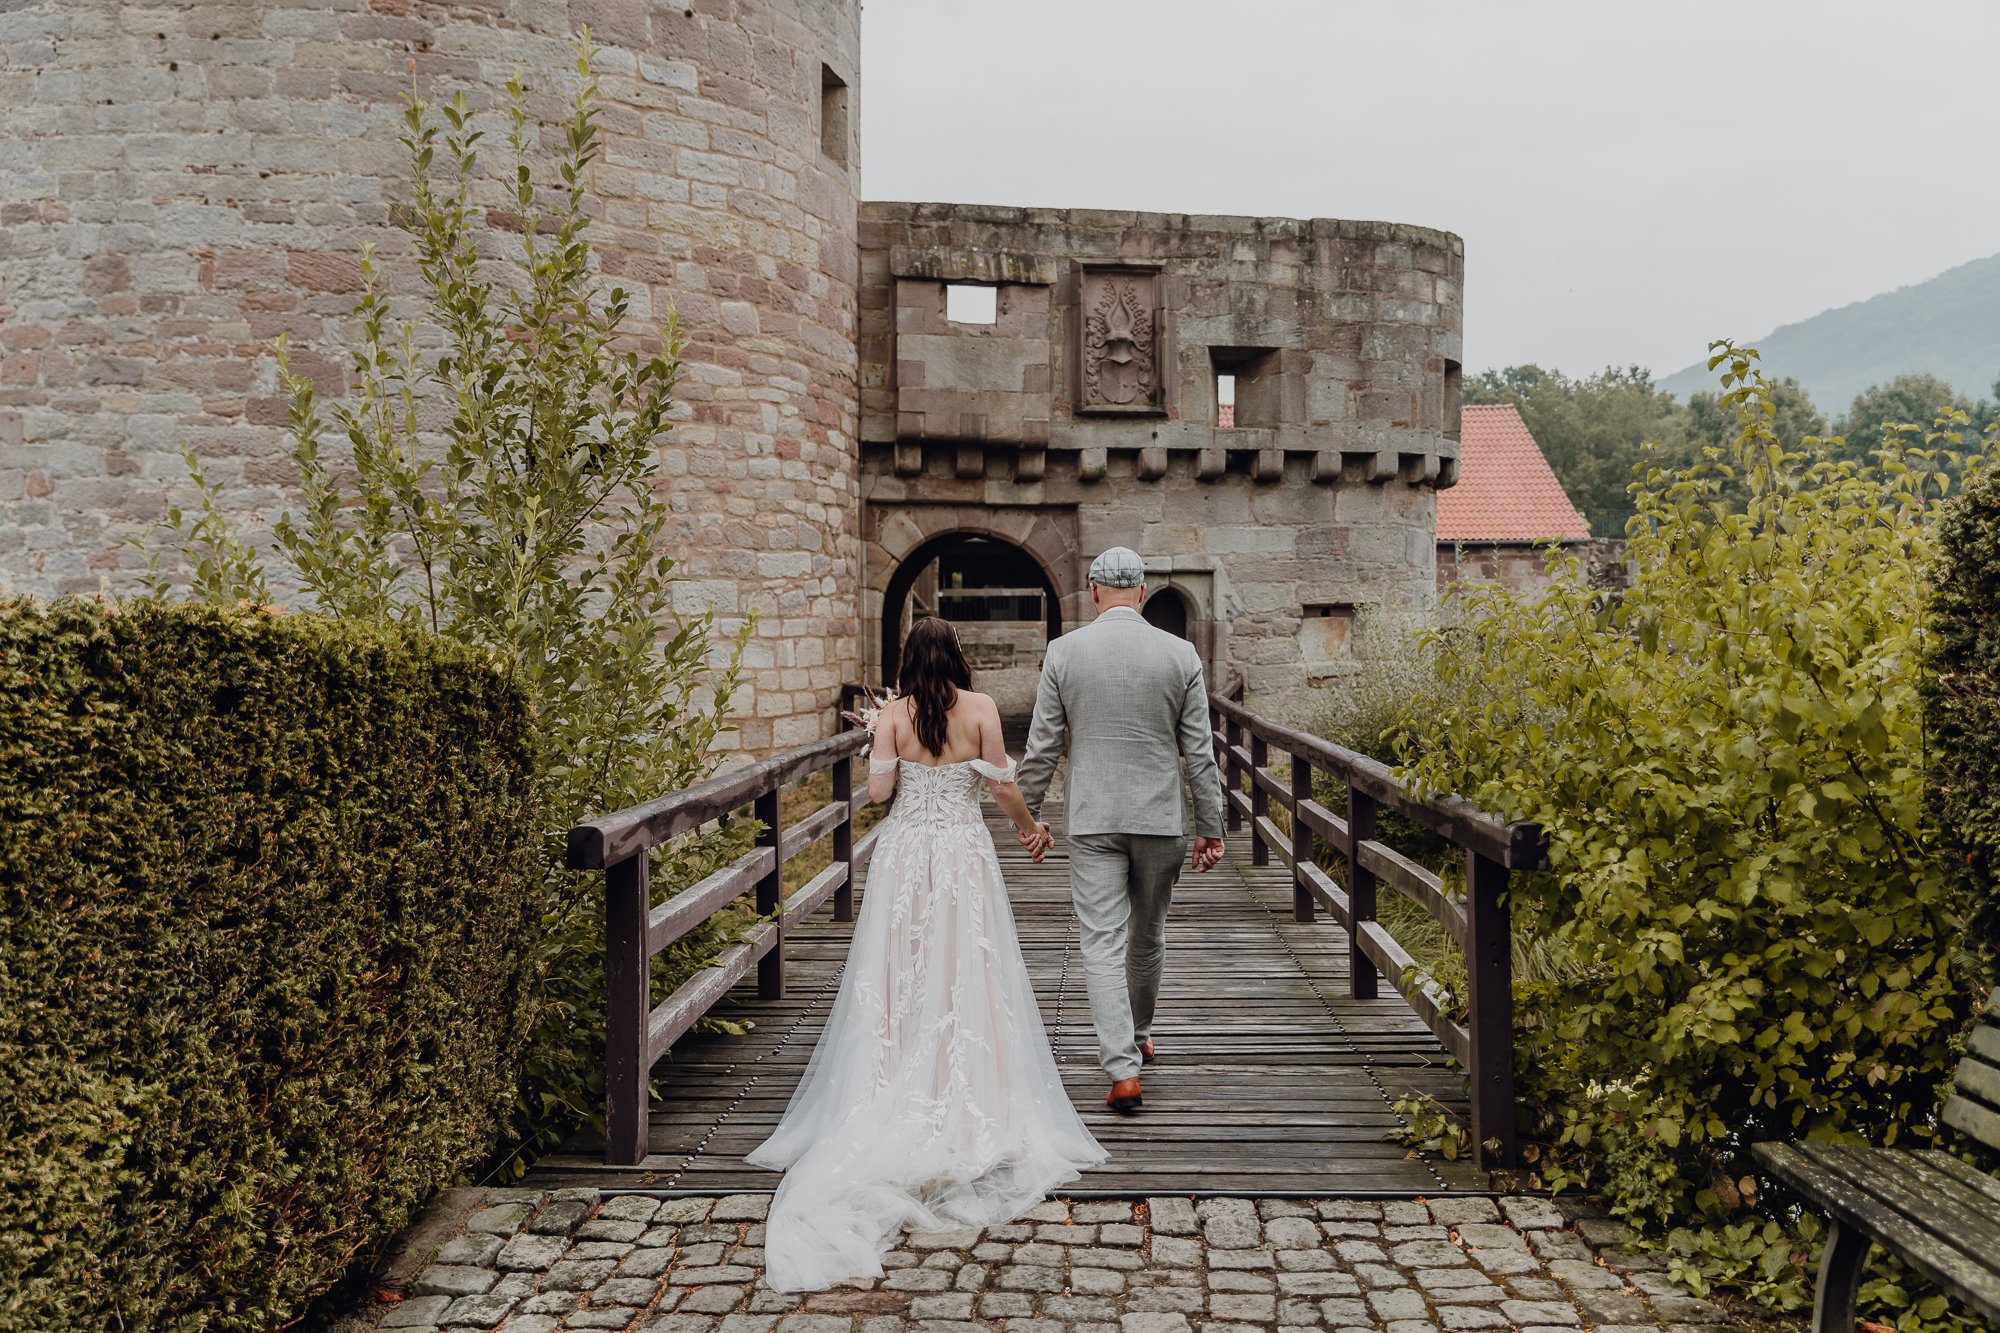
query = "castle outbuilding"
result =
(0, 0, 1462, 747)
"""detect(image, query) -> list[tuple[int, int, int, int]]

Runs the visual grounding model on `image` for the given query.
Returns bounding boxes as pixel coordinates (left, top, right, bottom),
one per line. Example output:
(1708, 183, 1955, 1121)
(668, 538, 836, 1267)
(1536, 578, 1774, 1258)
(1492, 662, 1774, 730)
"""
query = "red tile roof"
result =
(1436, 403, 1591, 542)
(1217, 403, 1235, 428)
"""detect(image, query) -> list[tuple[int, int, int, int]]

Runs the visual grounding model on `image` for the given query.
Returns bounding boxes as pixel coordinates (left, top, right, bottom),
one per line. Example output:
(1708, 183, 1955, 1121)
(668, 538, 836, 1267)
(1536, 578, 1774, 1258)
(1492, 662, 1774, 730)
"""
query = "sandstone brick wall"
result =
(858, 205, 1463, 715)
(1437, 537, 1631, 598)
(0, 0, 863, 754)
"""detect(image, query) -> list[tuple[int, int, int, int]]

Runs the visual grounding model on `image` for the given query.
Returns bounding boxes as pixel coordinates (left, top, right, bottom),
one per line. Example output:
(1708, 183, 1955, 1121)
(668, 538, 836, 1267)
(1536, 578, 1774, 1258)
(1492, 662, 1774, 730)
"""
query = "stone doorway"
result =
(881, 533, 1063, 719)
(1142, 585, 1193, 641)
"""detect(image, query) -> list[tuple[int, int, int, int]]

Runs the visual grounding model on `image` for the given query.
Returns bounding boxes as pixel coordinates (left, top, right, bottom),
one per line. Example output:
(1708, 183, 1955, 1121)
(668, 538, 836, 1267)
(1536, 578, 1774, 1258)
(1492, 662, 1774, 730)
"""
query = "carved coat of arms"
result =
(1079, 268, 1162, 412)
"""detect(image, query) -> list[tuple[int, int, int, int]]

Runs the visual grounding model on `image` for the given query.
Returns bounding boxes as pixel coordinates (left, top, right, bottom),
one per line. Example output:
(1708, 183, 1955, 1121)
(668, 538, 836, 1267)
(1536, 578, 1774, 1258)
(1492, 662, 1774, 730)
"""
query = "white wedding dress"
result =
(747, 756, 1106, 1291)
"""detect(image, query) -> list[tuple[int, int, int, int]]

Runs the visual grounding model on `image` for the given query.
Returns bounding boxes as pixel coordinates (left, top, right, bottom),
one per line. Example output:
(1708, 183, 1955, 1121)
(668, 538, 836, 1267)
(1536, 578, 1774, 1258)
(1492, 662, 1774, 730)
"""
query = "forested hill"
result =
(1659, 252, 2000, 411)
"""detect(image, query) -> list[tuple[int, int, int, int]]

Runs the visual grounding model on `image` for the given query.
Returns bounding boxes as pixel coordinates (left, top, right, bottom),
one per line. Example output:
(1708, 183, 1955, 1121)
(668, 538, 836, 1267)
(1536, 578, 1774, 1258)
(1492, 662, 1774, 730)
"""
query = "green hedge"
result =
(1930, 456, 2000, 966)
(0, 599, 540, 1330)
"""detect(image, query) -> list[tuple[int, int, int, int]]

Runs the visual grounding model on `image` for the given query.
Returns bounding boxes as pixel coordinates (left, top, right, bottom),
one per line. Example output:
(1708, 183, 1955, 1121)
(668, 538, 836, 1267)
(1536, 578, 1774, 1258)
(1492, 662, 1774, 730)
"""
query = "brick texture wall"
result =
(0, 0, 862, 753)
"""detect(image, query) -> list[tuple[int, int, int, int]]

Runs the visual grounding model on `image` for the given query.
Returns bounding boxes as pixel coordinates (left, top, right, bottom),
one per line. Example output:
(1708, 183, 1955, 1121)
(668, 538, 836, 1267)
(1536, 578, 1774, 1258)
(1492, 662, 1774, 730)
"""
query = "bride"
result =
(747, 616, 1106, 1291)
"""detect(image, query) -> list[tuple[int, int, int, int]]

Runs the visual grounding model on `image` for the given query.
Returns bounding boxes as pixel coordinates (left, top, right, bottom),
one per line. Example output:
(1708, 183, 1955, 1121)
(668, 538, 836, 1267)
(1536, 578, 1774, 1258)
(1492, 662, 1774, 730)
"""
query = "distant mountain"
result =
(1659, 252, 2000, 414)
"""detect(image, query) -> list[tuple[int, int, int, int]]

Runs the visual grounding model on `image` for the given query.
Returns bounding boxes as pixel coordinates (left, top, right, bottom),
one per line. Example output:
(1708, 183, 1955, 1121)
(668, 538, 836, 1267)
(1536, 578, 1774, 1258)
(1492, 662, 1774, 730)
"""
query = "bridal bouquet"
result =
(841, 687, 897, 732)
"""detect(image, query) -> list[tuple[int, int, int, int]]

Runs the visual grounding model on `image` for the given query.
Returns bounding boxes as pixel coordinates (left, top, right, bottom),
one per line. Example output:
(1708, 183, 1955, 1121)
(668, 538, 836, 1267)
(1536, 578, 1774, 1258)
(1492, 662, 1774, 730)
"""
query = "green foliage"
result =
(0, 598, 539, 1331)
(134, 442, 272, 606)
(1404, 344, 1998, 1321)
(142, 41, 749, 1171)
(1686, 374, 1827, 461)
(1390, 1093, 1471, 1162)
(1658, 1215, 1816, 1309)
(1830, 373, 2000, 483)
(1928, 429, 2000, 967)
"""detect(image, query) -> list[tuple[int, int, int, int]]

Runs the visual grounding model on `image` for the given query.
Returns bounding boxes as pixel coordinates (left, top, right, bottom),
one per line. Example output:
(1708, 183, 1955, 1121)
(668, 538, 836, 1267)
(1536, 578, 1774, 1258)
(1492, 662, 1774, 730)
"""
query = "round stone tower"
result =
(0, 0, 863, 753)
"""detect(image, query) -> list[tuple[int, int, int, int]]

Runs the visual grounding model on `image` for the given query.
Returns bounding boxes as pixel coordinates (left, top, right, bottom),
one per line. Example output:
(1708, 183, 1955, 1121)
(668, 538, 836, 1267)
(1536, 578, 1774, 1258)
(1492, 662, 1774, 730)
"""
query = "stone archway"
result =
(1142, 585, 1192, 640)
(865, 505, 1082, 714)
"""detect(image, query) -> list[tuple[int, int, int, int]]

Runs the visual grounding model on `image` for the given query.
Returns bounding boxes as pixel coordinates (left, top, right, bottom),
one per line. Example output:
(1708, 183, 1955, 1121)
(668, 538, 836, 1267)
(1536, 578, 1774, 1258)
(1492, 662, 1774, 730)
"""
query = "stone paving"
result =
(363, 1191, 1775, 1333)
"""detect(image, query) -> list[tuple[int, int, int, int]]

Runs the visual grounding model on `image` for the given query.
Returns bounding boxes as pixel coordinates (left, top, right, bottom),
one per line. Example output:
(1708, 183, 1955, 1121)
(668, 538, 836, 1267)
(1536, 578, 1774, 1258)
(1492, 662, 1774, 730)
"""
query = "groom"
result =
(1017, 547, 1227, 1115)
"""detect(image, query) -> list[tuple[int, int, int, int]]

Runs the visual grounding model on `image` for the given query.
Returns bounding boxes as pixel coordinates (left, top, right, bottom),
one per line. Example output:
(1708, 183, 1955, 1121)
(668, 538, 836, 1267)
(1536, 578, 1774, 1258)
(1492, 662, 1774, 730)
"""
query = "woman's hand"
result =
(1016, 821, 1054, 863)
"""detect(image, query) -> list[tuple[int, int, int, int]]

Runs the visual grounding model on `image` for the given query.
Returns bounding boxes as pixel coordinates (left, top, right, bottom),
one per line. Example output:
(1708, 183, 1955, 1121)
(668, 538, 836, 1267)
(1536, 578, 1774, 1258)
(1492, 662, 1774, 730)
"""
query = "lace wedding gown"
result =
(747, 757, 1106, 1292)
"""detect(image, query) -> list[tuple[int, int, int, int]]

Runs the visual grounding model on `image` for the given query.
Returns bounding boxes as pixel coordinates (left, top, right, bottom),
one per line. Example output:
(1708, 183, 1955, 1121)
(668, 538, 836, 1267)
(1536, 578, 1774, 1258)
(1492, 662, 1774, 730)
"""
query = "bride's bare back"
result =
(880, 690, 1003, 767)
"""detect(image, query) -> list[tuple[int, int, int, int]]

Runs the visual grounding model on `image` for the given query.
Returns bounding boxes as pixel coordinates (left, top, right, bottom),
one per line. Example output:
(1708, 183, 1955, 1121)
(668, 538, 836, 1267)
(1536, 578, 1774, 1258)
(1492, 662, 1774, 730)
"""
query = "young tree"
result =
(1406, 343, 1996, 1317)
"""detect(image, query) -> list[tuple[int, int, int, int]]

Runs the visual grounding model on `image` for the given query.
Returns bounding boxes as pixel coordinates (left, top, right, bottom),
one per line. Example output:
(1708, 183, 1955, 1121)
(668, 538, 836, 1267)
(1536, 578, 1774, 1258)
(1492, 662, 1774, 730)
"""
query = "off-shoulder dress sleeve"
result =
(968, 757, 1017, 784)
(869, 758, 900, 775)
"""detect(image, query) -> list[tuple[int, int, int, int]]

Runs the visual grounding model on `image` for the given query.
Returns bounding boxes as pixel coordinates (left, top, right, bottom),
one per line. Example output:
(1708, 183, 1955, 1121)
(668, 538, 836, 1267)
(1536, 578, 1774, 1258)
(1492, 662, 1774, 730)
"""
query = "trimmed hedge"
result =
(0, 599, 541, 1330)
(1931, 457, 2000, 964)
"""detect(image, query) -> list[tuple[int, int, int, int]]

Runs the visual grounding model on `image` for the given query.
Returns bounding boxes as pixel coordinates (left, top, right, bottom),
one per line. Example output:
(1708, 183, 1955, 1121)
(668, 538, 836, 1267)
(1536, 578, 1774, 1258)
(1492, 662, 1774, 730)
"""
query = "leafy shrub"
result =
(1929, 444, 2000, 968)
(1395, 345, 1996, 1318)
(142, 41, 747, 1171)
(0, 598, 539, 1331)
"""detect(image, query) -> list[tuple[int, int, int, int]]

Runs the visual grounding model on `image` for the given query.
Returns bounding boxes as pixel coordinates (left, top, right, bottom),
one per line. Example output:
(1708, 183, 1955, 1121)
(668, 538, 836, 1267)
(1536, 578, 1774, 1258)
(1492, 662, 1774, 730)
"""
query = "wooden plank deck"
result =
(529, 793, 1482, 1195)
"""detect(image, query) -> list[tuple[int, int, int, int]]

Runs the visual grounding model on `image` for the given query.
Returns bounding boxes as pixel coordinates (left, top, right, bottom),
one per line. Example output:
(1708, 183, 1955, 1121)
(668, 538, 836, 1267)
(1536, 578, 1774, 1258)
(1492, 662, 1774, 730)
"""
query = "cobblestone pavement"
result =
(365, 1191, 1780, 1333)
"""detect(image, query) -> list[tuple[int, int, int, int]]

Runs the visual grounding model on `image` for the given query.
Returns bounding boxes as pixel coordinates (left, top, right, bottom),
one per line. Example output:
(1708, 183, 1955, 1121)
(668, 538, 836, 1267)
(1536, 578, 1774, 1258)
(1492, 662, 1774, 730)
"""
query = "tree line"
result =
(1466, 363, 2000, 535)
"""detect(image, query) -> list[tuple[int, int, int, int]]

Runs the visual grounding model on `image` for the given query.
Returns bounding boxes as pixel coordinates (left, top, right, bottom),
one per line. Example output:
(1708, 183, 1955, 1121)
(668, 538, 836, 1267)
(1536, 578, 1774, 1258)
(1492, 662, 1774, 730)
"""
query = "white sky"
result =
(858, 0, 2000, 377)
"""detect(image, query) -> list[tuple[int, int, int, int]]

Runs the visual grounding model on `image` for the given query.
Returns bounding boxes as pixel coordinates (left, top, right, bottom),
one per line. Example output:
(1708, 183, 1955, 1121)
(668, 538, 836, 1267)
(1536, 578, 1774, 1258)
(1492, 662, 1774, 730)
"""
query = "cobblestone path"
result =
(365, 1191, 1772, 1333)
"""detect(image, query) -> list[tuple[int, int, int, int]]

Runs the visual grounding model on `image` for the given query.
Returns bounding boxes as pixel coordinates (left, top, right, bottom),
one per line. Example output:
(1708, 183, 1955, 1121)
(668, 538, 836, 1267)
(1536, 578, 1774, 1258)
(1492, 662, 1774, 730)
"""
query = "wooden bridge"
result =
(531, 692, 1543, 1195)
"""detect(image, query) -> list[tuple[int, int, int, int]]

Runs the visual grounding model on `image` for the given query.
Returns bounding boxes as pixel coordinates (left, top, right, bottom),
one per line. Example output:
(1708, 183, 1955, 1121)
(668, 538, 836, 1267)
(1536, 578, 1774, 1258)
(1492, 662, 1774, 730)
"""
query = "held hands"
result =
(1017, 821, 1055, 863)
(1191, 836, 1225, 874)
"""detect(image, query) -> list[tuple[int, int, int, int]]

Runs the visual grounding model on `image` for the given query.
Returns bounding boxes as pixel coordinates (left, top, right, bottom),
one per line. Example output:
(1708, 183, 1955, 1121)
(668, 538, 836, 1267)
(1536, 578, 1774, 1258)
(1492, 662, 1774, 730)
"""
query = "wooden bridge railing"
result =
(566, 729, 880, 1165)
(1208, 692, 1545, 1170)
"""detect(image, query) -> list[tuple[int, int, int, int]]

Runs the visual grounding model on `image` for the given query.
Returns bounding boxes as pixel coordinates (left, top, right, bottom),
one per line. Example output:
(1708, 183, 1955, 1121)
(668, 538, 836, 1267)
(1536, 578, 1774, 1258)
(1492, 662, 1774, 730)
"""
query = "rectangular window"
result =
(1211, 347, 1277, 427)
(1443, 358, 1463, 441)
(945, 283, 998, 325)
(1298, 602, 1358, 672)
(820, 65, 849, 167)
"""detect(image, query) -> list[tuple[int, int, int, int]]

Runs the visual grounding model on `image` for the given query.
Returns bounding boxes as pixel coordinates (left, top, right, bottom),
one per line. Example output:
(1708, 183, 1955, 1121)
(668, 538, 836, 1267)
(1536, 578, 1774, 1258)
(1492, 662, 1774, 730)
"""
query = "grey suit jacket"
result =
(1017, 606, 1226, 839)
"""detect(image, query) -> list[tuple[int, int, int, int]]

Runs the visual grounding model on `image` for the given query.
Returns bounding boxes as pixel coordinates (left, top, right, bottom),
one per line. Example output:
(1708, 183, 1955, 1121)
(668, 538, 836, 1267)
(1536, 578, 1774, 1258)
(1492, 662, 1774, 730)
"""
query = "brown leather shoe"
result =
(1140, 1038, 1157, 1066)
(1107, 1077, 1143, 1114)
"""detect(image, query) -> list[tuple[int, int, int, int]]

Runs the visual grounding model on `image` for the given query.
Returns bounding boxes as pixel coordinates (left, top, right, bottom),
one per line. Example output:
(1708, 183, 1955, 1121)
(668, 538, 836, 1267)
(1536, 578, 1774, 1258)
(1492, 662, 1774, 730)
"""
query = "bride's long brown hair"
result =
(898, 616, 972, 758)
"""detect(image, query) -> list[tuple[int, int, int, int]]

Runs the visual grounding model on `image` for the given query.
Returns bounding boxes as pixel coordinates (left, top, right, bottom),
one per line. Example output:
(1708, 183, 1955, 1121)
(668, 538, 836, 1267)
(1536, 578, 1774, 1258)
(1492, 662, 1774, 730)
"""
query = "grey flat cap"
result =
(1087, 546, 1147, 589)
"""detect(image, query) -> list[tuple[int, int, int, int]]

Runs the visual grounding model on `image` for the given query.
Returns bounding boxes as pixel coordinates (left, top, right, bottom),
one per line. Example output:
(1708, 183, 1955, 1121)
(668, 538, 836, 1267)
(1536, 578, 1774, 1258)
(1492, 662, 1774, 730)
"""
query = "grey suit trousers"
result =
(1068, 831, 1188, 1080)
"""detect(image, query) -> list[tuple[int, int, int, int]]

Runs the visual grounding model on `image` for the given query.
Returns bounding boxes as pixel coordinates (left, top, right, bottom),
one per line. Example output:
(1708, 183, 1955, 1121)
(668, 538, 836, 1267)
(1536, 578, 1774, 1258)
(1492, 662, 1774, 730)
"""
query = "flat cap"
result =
(1087, 546, 1147, 589)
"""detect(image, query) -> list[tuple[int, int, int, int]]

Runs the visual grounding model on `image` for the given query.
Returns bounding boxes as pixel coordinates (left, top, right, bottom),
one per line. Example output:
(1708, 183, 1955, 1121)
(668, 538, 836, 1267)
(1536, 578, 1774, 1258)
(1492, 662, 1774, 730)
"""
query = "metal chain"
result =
(652, 955, 846, 1191)
(1245, 861, 1453, 1192)
(1052, 907, 1076, 1065)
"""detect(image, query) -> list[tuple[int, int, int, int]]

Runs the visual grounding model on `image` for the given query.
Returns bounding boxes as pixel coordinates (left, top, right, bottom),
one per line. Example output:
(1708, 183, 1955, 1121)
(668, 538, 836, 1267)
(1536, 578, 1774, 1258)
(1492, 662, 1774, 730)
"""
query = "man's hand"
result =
(1018, 821, 1055, 863)
(1192, 836, 1225, 873)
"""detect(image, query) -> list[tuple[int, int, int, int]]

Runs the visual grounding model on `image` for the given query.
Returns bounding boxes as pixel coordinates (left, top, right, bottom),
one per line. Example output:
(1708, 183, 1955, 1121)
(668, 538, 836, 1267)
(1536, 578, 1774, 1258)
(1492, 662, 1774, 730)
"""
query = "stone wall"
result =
(858, 204, 1463, 713)
(1437, 538, 1630, 598)
(0, 0, 863, 754)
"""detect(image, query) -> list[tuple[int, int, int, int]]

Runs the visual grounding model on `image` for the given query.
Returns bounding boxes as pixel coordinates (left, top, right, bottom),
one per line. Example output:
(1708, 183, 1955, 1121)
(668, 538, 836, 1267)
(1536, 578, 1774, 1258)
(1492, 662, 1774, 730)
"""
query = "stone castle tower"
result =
(0, 0, 1460, 750)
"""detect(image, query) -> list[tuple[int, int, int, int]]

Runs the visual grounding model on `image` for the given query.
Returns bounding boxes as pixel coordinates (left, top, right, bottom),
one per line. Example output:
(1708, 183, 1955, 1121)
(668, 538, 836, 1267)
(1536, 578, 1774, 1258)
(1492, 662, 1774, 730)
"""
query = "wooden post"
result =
(831, 755, 855, 922)
(1290, 752, 1314, 922)
(1224, 717, 1244, 834)
(1346, 784, 1378, 1001)
(603, 851, 650, 1166)
(1464, 848, 1517, 1169)
(1250, 734, 1270, 868)
(755, 786, 784, 999)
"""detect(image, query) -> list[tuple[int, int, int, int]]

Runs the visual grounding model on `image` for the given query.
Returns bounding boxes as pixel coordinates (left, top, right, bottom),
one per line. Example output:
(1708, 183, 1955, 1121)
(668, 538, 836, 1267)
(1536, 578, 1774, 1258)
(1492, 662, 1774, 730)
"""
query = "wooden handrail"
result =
(1209, 695, 1543, 869)
(1208, 689, 1541, 1170)
(568, 725, 880, 1166)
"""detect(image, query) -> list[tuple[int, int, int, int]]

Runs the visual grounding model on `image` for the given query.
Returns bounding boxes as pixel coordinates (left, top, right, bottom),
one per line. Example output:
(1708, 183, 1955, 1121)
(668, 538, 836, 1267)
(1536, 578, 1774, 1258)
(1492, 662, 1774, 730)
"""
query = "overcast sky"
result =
(858, 0, 1999, 380)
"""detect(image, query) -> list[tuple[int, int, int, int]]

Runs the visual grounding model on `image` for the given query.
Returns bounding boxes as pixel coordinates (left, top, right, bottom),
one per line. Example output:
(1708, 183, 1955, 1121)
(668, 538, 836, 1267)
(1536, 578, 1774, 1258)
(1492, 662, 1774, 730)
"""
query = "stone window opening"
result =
(945, 284, 998, 325)
(1299, 602, 1358, 677)
(820, 64, 849, 167)
(1443, 357, 1464, 441)
(1210, 348, 1279, 428)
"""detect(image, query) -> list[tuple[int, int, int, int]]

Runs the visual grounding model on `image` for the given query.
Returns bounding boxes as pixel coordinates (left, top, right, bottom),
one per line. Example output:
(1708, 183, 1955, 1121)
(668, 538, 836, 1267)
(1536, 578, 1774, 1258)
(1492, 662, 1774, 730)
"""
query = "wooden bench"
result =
(1754, 988, 2000, 1332)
